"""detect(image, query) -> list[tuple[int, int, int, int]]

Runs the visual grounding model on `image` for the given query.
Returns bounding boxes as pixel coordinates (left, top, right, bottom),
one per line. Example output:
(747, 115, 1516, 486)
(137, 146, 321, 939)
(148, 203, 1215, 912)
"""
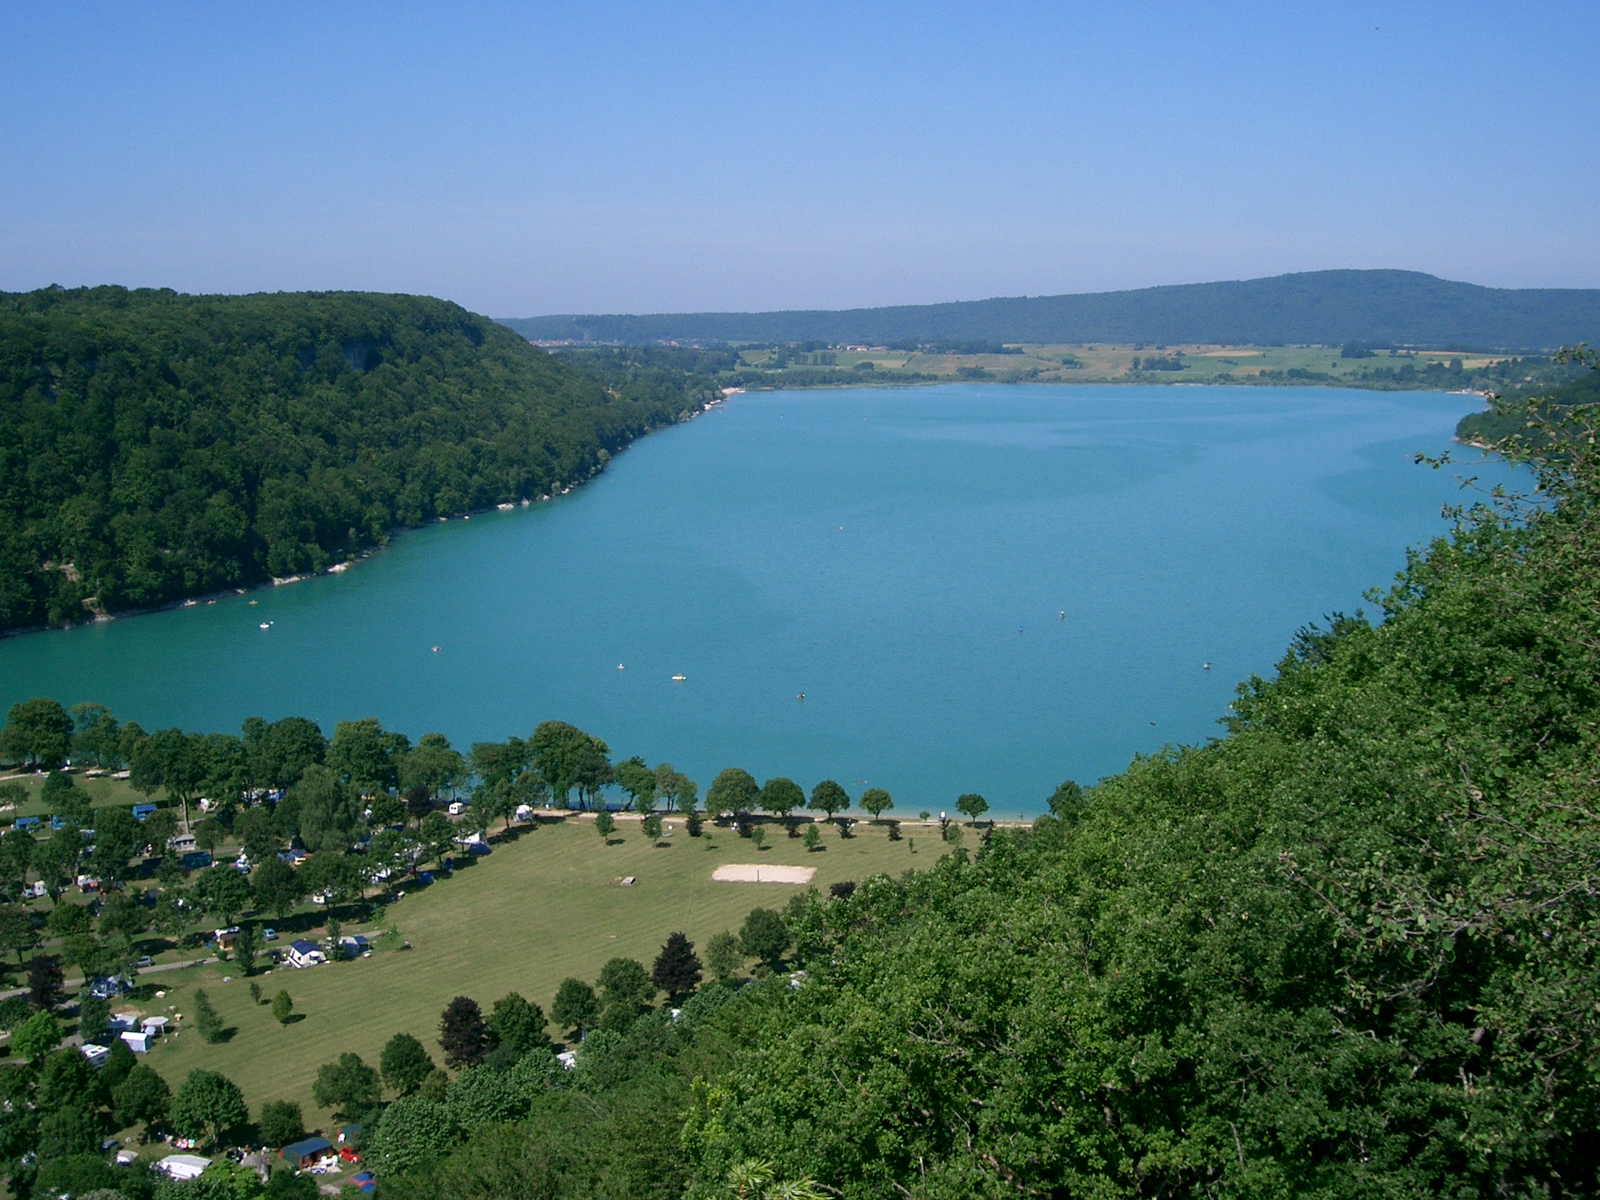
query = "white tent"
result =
(158, 1154, 211, 1180)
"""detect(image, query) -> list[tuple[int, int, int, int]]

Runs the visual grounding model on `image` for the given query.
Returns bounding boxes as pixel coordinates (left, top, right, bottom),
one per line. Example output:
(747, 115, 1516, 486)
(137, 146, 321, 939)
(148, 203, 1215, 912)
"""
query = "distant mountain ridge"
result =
(501, 270, 1600, 351)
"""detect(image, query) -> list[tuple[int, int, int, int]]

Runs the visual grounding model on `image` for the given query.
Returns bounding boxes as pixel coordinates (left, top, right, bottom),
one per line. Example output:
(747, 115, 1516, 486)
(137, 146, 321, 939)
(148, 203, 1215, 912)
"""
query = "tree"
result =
(0, 903, 36, 962)
(598, 957, 653, 1011)
(380, 1032, 436, 1096)
(41, 771, 91, 826)
(70, 702, 122, 768)
(141, 807, 178, 856)
(77, 992, 110, 1044)
(1047, 779, 1085, 820)
(193, 864, 252, 923)
(859, 787, 893, 820)
(90, 805, 140, 883)
(739, 908, 790, 970)
(594, 810, 616, 840)
(808, 780, 849, 821)
(291, 763, 363, 852)
(251, 855, 306, 918)
(641, 812, 663, 843)
(193, 816, 224, 855)
(531, 722, 612, 808)
(705, 931, 743, 980)
(486, 992, 548, 1056)
(652, 932, 703, 1000)
(243, 715, 326, 790)
(399, 732, 466, 799)
(193, 988, 224, 1043)
(33, 827, 82, 898)
(11, 1008, 61, 1061)
(803, 824, 822, 852)
(130, 728, 206, 824)
(418, 810, 456, 866)
(258, 1098, 305, 1146)
(0, 829, 34, 898)
(113, 1062, 172, 1129)
(614, 756, 656, 811)
(956, 793, 989, 824)
(0, 698, 74, 768)
(759, 777, 805, 821)
(300, 850, 365, 907)
(170, 1069, 248, 1146)
(439, 995, 490, 1068)
(47, 901, 92, 938)
(233, 924, 258, 975)
(707, 768, 760, 816)
(29, 953, 64, 1009)
(327, 718, 410, 795)
(654, 763, 698, 814)
(367, 1094, 460, 1177)
(271, 990, 294, 1024)
(749, 825, 766, 850)
(551, 978, 599, 1038)
(312, 1051, 382, 1119)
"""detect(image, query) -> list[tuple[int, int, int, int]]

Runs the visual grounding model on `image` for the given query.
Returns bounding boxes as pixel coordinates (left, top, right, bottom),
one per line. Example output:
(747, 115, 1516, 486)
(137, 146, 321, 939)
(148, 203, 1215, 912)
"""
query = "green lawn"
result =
(0, 769, 148, 817)
(136, 815, 951, 1129)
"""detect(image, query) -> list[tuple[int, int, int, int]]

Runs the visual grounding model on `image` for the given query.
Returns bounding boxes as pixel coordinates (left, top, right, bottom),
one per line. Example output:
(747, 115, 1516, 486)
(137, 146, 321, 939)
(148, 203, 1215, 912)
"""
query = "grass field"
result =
(736, 344, 1510, 388)
(0, 769, 147, 817)
(135, 814, 953, 1129)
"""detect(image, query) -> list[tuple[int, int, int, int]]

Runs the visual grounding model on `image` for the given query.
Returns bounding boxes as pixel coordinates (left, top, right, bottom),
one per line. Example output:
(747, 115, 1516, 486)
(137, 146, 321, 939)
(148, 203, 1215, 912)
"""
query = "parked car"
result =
(134, 956, 154, 969)
(261, 928, 277, 941)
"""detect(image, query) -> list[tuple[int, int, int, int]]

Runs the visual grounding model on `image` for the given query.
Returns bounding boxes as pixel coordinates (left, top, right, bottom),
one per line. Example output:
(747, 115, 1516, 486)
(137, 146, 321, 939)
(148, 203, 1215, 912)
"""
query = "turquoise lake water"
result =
(0, 384, 1514, 817)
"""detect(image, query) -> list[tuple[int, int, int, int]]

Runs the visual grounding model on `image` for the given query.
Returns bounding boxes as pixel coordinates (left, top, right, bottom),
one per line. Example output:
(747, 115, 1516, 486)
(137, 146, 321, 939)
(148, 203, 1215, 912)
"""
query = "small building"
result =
(120, 1030, 151, 1053)
(80, 1043, 109, 1068)
(14, 816, 40, 831)
(140, 1016, 169, 1037)
(25, 879, 47, 897)
(213, 927, 240, 951)
(287, 939, 326, 969)
(168, 833, 197, 853)
(447, 801, 466, 816)
(279, 1136, 334, 1169)
(132, 804, 158, 821)
(158, 1154, 211, 1180)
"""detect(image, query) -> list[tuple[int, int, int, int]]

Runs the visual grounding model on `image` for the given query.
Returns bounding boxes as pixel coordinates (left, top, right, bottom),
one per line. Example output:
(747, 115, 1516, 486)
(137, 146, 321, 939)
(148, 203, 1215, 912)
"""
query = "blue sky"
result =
(2, 3, 1596, 315)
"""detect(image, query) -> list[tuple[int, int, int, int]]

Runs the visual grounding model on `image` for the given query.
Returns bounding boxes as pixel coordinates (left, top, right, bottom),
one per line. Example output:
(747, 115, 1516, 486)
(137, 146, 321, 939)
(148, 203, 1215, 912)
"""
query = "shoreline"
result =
(1, 395, 731, 642)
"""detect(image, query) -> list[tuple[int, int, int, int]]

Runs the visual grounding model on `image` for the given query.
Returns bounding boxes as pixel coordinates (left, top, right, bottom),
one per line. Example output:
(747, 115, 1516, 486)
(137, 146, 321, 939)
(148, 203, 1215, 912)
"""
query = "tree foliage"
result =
(0, 286, 688, 630)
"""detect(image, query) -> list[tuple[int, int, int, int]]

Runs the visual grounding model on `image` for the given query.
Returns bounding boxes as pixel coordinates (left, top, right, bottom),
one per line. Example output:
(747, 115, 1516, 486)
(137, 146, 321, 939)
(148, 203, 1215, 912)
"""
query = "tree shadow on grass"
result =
(277, 1013, 306, 1026)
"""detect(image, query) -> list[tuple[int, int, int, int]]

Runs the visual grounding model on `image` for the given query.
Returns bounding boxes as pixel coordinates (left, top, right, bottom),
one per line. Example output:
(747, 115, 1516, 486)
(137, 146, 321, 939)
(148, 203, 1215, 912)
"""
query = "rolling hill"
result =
(501, 269, 1600, 351)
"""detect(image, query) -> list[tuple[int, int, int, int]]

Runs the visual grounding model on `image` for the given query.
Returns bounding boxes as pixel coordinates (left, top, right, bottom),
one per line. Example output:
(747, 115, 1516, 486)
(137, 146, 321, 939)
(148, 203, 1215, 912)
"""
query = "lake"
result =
(0, 384, 1515, 817)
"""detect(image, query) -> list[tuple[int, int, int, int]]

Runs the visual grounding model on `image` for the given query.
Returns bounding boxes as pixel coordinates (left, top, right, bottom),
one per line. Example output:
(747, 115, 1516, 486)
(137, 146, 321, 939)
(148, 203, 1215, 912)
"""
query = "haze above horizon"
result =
(3, 4, 1597, 316)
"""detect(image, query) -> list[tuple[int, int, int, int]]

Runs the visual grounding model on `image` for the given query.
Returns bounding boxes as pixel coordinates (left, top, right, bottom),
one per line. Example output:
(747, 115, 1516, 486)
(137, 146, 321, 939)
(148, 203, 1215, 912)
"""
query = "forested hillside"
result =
(0, 287, 712, 632)
(503, 270, 1600, 351)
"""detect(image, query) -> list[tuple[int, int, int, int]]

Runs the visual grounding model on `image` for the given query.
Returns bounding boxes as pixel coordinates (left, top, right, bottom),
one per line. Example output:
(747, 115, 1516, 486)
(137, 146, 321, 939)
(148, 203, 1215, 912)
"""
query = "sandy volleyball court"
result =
(712, 864, 818, 884)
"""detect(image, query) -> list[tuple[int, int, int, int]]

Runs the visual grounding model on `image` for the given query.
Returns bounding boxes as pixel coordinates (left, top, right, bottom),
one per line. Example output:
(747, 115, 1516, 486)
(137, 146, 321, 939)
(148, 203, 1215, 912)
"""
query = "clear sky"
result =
(2, 3, 1596, 316)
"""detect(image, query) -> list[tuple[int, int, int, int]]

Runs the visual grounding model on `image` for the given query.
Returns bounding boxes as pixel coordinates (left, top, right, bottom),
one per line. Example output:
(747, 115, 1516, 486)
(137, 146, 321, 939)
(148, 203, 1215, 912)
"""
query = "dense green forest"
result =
(0, 287, 717, 633)
(503, 270, 1600, 350)
(1457, 348, 1600, 446)
(397, 370, 1600, 1196)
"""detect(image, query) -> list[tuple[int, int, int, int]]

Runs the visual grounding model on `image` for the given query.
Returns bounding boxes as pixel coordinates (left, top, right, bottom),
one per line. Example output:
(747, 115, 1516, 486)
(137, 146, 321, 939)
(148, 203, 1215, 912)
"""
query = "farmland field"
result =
(135, 814, 953, 1124)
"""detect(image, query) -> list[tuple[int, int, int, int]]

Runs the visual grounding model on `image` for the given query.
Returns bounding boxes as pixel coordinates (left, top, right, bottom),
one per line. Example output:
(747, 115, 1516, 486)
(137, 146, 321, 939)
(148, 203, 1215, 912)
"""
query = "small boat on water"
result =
(671, 674, 686, 682)
(259, 622, 271, 630)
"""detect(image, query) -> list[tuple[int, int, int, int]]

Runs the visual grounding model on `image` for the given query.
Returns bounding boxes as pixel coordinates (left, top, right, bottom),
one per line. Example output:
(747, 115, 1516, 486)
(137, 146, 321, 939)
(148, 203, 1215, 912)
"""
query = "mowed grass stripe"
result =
(140, 817, 948, 1122)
